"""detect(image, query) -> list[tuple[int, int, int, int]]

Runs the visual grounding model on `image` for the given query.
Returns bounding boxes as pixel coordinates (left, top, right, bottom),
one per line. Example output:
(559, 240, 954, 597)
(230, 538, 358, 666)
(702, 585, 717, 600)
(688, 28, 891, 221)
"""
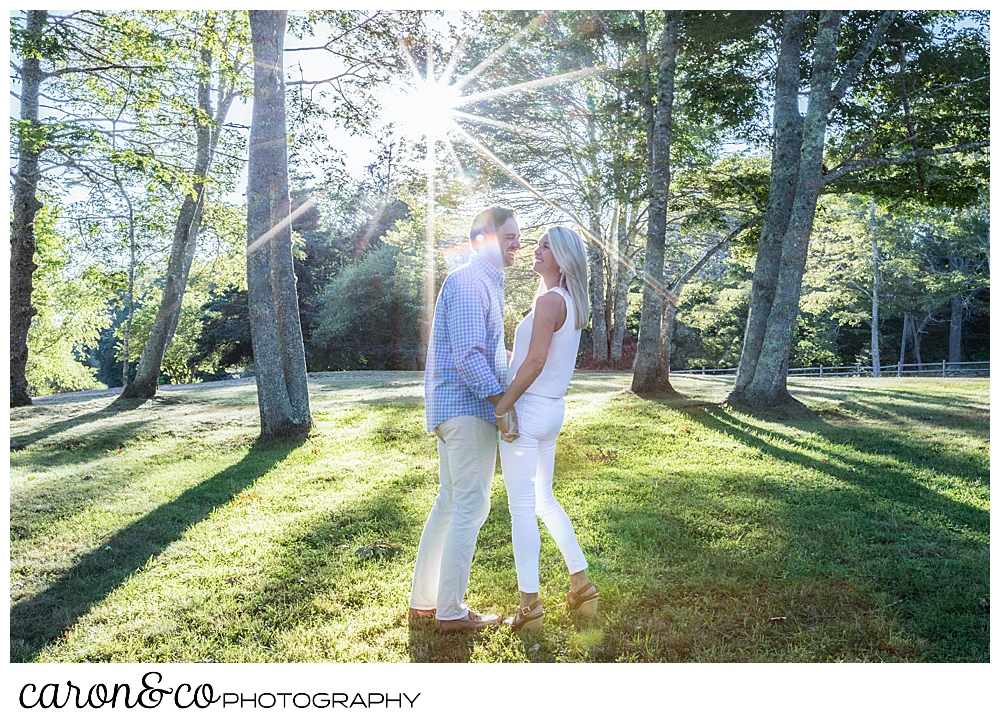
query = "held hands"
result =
(496, 405, 519, 442)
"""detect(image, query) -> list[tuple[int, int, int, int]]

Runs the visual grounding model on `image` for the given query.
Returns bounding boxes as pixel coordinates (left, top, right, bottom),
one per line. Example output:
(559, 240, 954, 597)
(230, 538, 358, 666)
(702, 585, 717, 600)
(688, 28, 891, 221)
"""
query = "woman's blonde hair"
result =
(539, 225, 590, 330)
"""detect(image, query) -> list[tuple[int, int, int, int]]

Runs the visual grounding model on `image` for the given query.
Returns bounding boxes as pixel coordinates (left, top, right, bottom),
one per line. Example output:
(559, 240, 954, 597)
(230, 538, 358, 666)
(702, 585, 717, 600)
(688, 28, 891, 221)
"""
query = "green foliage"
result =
(312, 244, 418, 369)
(190, 285, 252, 372)
(311, 198, 451, 370)
(120, 287, 217, 384)
(673, 267, 752, 369)
(25, 206, 112, 396)
(825, 11, 989, 208)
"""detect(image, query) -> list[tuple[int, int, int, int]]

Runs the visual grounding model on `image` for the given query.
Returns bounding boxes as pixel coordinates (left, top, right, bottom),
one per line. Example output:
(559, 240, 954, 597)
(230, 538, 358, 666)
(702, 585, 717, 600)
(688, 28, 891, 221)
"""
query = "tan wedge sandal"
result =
(504, 599, 544, 632)
(566, 583, 599, 617)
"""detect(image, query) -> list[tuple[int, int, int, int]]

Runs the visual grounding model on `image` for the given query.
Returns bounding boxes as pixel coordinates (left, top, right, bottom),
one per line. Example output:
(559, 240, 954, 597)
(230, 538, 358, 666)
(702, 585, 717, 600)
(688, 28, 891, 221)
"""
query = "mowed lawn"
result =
(9, 373, 989, 663)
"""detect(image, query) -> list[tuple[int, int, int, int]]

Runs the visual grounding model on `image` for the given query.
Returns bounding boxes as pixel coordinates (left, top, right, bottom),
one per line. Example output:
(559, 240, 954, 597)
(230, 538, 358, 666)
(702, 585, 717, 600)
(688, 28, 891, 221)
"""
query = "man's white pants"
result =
(410, 415, 497, 621)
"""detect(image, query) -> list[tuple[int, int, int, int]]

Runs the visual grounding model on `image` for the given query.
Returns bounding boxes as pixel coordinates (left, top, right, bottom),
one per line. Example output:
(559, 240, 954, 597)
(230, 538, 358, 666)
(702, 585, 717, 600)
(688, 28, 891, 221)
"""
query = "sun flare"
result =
(394, 78, 460, 142)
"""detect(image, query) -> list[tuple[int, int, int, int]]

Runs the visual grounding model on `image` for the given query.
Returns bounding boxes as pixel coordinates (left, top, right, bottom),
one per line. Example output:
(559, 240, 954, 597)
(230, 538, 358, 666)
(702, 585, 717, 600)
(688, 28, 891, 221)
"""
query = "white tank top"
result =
(508, 286, 581, 398)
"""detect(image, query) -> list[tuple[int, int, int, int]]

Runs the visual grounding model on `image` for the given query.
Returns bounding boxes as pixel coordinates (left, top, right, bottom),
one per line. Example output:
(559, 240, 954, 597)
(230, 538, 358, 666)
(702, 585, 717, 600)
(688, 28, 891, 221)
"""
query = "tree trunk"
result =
(658, 298, 677, 374)
(731, 10, 896, 409)
(898, 312, 910, 373)
(610, 209, 631, 368)
(740, 11, 843, 408)
(729, 11, 806, 401)
(632, 10, 679, 395)
(586, 117, 609, 369)
(247, 10, 311, 441)
(948, 293, 962, 364)
(870, 198, 882, 377)
(10, 10, 47, 407)
(123, 43, 236, 399)
(119, 179, 137, 389)
(913, 311, 931, 370)
(587, 223, 609, 369)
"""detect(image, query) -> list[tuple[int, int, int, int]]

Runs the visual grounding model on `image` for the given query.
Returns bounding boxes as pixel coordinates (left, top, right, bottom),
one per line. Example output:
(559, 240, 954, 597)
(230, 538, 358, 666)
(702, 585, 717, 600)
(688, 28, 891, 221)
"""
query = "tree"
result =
(246, 9, 312, 441)
(729, 10, 988, 409)
(869, 199, 883, 376)
(10, 10, 168, 405)
(631, 11, 680, 393)
(122, 11, 250, 398)
(10, 10, 48, 406)
(23, 205, 113, 396)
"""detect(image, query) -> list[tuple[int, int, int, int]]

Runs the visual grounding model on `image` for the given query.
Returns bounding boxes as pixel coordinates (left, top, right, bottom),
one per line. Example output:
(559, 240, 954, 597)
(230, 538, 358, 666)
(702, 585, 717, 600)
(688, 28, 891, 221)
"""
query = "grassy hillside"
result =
(9, 373, 989, 662)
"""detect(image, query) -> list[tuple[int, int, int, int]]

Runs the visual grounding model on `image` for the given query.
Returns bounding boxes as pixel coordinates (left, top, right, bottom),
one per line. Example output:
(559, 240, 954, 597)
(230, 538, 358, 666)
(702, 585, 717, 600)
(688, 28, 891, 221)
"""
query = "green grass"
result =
(9, 373, 989, 662)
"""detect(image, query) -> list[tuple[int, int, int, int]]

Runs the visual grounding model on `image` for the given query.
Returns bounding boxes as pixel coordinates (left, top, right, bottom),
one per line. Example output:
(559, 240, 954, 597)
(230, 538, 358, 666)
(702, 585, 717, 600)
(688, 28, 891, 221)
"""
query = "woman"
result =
(493, 225, 598, 632)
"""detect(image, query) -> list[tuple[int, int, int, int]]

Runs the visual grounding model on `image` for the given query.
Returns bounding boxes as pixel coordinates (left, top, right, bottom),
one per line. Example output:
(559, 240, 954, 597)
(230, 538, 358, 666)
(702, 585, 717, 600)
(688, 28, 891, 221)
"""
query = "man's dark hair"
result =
(470, 205, 517, 242)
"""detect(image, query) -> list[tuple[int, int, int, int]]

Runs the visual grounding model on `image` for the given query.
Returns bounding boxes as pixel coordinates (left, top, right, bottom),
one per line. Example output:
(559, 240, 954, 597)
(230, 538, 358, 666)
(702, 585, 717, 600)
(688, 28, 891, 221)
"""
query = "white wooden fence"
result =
(672, 360, 990, 378)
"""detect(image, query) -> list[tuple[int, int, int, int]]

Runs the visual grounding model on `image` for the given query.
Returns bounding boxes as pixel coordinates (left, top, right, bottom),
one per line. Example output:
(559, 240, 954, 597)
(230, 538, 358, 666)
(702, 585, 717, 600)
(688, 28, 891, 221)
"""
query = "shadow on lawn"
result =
(10, 441, 298, 663)
(666, 403, 988, 661)
(10, 397, 149, 451)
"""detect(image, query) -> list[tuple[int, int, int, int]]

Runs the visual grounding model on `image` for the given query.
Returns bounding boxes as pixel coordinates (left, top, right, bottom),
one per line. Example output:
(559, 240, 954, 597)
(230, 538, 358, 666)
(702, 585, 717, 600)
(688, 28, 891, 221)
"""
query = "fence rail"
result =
(672, 360, 989, 378)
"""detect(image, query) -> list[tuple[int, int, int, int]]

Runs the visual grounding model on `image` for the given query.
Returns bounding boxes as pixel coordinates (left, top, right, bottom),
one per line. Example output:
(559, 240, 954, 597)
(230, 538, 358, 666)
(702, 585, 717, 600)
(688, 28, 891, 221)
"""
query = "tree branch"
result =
(830, 11, 899, 104)
(824, 140, 988, 183)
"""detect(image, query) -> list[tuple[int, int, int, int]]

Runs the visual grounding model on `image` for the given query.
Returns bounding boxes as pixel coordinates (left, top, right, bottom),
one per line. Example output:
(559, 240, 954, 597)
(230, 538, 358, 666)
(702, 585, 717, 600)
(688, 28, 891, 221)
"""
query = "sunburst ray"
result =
(457, 67, 604, 107)
(451, 11, 551, 93)
(450, 110, 546, 138)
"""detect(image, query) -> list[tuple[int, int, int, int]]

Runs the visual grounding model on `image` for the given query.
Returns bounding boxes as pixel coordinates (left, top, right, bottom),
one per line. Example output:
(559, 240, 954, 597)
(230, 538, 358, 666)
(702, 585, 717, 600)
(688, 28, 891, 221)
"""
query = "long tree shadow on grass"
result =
(666, 403, 989, 660)
(10, 440, 298, 662)
(10, 396, 151, 451)
(193, 457, 475, 662)
(248, 479, 476, 663)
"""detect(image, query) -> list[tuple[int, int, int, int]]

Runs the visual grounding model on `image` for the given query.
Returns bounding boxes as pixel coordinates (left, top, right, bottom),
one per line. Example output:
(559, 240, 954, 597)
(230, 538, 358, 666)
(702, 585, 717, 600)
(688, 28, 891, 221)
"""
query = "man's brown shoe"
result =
(408, 607, 436, 620)
(436, 610, 501, 633)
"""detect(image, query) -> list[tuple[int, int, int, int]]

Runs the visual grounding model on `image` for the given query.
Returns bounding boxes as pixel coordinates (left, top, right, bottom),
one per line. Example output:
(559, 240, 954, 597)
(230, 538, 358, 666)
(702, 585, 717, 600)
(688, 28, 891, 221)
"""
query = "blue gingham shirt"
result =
(424, 253, 508, 432)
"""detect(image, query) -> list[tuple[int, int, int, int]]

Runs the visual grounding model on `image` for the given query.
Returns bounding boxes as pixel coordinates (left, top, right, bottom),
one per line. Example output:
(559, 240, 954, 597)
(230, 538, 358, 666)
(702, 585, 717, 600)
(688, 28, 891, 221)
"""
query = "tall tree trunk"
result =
(870, 198, 882, 377)
(658, 297, 676, 374)
(587, 214, 609, 368)
(610, 208, 631, 368)
(741, 12, 843, 408)
(913, 311, 931, 370)
(632, 10, 679, 394)
(247, 10, 311, 441)
(731, 10, 896, 409)
(118, 178, 137, 389)
(123, 43, 236, 399)
(948, 292, 962, 364)
(898, 312, 910, 373)
(729, 11, 806, 401)
(10, 10, 47, 407)
(586, 118, 609, 369)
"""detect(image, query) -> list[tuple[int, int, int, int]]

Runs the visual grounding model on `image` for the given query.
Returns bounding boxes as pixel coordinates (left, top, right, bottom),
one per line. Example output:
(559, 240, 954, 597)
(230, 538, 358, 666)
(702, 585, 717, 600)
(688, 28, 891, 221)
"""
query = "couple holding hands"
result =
(409, 205, 598, 633)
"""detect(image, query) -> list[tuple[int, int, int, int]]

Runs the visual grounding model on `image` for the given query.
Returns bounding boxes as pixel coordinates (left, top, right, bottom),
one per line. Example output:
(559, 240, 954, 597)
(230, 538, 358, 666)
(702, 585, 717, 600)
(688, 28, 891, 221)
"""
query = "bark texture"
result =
(10, 10, 47, 407)
(609, 209, 631, 368)
(870, 198, 882, 377)
(729, 11, 806, 401)
(741, 11, 844, 407)
(122, 43, 236, 399)
(728, 10, 897, 409)
(587, 216, 609, 368)
(948, 293, 962, 364)
(246, 10, 312, 440)
(899, 312, 910, 372)
(631, 10, 679, 394)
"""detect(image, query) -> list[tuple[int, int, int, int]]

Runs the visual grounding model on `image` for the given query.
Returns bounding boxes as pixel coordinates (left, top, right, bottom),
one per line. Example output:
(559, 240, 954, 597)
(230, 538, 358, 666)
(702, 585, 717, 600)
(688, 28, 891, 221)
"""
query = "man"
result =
(409, 205, 521, 633)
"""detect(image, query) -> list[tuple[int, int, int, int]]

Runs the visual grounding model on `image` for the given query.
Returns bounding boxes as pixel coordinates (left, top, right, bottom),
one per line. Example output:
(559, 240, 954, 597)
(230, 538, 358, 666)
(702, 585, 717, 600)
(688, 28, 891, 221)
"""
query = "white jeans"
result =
(410, 415, 496, 621)
(498, 393, 587, 593)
